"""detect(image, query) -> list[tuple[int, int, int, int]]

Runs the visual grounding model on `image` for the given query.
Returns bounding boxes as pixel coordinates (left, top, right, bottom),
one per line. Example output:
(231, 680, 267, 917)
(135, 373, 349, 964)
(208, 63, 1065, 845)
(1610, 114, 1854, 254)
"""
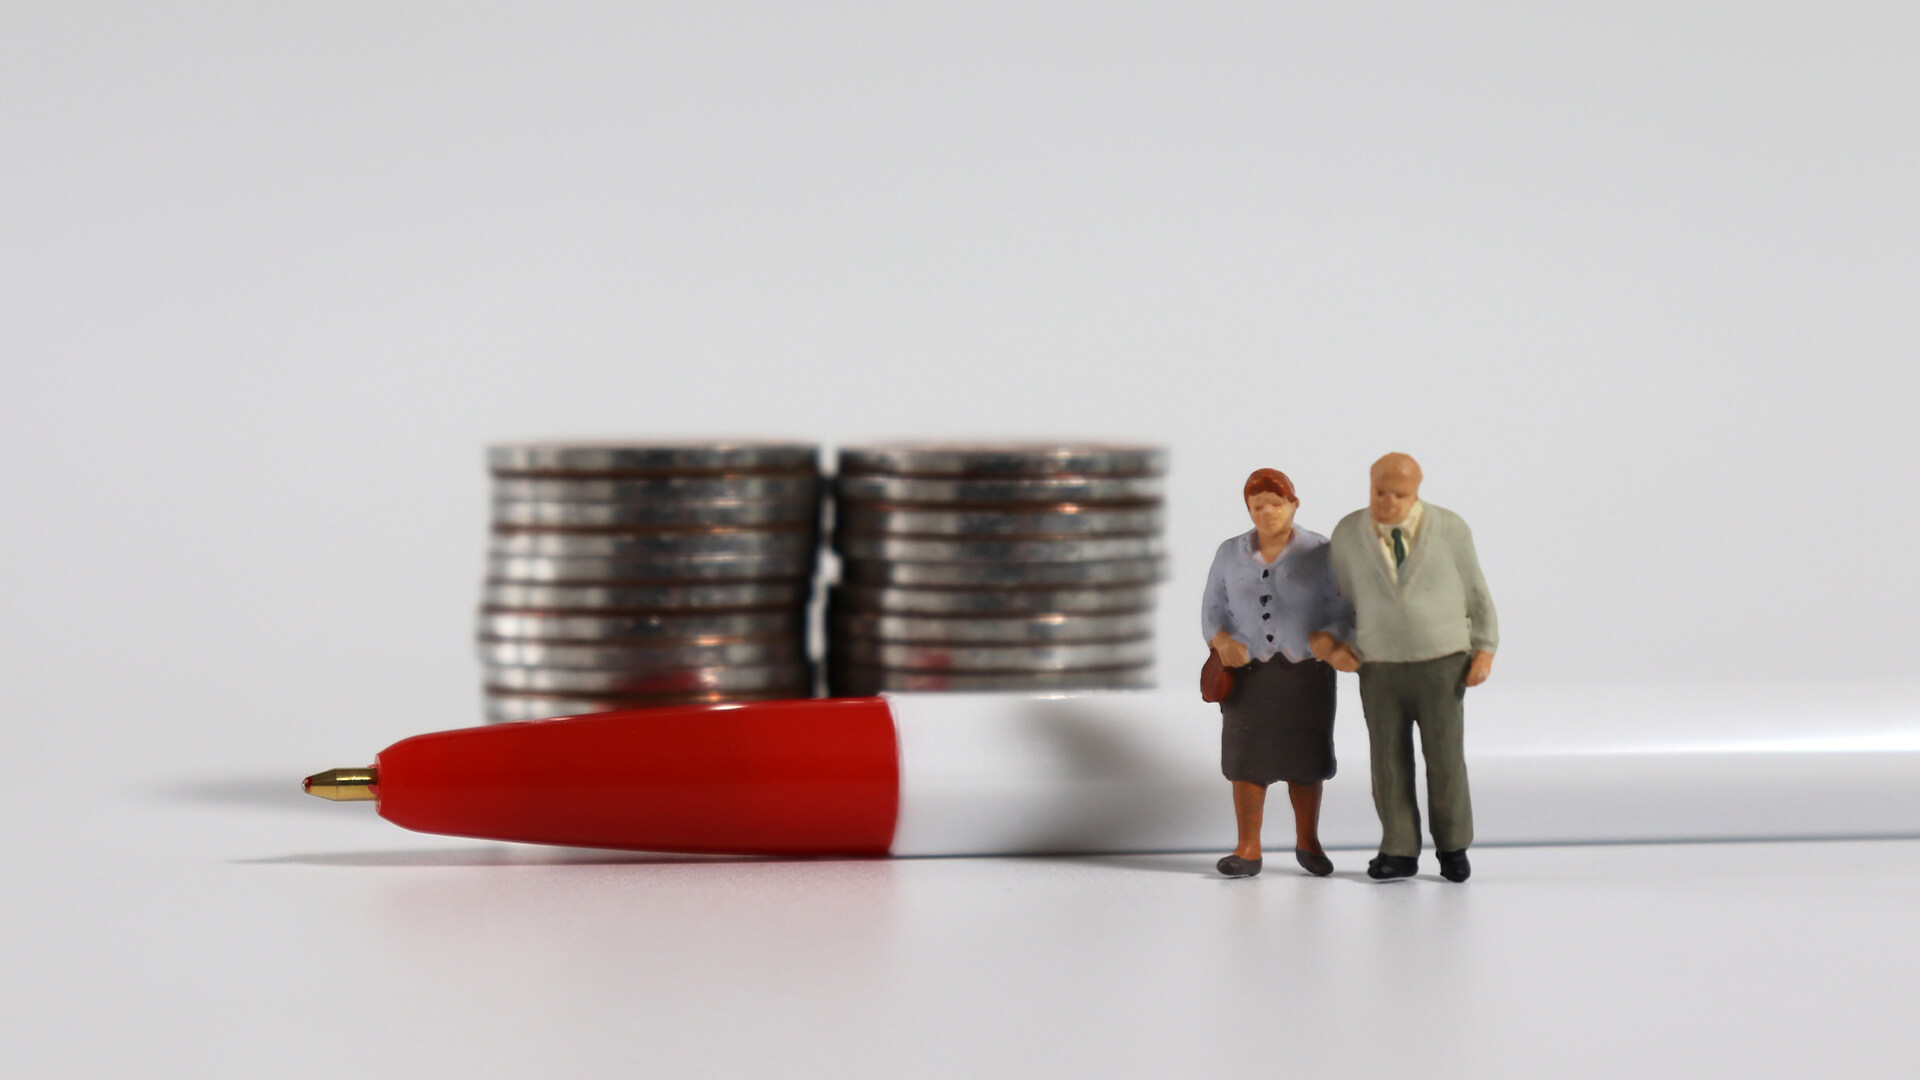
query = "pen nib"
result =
(305, 767, 378, 801)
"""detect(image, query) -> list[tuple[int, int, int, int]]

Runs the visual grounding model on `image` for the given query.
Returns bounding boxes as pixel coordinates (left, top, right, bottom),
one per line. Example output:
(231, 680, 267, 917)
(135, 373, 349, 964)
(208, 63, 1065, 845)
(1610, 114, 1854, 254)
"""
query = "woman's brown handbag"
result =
(1200, 647, 1234, 703)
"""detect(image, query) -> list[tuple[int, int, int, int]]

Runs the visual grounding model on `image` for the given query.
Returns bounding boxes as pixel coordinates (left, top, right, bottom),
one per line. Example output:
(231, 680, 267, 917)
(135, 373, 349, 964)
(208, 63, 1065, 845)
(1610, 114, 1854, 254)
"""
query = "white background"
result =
(4, 4, 1917, 1076)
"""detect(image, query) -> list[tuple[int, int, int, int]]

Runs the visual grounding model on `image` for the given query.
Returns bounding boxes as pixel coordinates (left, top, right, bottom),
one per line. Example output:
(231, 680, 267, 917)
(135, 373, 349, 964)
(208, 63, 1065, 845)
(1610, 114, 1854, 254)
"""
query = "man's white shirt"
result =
(1371, 500, 1425, 585)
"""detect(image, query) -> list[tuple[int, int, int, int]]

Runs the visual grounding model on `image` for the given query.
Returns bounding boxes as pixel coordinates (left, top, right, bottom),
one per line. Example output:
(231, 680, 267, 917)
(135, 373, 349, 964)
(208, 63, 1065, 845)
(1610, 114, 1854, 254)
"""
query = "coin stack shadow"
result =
(827, 443, 1168, 694)
(480, 443, 821, 722)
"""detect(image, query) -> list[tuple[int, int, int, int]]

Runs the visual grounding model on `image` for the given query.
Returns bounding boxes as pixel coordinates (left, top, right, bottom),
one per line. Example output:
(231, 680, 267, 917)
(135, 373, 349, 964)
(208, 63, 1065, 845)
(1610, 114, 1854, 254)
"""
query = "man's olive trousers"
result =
(1358, 652, 1474, 857)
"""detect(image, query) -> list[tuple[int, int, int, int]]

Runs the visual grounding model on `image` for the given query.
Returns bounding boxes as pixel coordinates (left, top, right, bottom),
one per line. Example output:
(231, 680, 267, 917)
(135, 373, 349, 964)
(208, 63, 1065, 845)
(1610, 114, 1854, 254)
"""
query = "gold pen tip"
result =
(304, 767, 378, 801)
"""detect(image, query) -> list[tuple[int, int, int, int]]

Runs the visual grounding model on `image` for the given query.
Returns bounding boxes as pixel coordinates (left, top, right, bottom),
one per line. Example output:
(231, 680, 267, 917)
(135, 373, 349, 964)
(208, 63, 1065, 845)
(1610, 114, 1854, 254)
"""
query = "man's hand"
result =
(1311, 631, 1361, 672)
(1209, 631, 1250, 668)
(1464, 650, 1494, 688)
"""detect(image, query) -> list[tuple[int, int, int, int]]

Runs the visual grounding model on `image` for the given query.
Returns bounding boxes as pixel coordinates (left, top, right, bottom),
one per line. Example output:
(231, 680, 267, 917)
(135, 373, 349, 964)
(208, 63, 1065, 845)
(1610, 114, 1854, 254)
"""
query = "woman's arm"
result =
(1200, 543, 1250, 666)
(1306, 543, 1361, 671)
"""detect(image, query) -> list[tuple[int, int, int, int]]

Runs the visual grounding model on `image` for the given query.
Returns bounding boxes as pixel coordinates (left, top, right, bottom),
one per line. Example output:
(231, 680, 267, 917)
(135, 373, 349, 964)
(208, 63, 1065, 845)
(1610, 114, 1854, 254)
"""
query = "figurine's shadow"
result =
(1199, 866, 1401, 885)
(1030, 854, 1387, 881)
(1327, 869, 1387, 885)
(1213, 868, 1390, 885)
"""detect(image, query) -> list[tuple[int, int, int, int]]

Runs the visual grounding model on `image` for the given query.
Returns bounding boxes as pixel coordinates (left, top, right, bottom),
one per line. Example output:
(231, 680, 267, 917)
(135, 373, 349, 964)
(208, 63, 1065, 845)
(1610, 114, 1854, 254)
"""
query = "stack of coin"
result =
(827, 443, 1168, 694)
(480, 443, 821, 722)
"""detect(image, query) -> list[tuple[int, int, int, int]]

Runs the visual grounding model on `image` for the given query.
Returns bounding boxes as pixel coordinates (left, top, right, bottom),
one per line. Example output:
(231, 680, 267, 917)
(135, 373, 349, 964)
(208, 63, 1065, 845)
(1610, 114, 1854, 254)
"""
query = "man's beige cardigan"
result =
(1327, 502, 1499, 663)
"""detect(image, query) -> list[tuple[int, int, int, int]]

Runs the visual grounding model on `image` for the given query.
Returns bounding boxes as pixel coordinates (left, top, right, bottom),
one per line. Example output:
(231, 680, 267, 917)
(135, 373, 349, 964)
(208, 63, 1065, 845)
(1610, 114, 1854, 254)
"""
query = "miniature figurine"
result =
(1311, 453, 1498, 883)
(1201, 468, 1354, 878)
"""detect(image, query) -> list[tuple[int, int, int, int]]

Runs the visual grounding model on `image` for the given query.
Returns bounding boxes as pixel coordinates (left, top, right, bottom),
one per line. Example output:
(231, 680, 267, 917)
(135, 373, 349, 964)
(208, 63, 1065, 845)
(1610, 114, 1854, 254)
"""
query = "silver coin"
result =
(834, 534, 1163, 564)
(833, 504, 1163, 537)
(828, 665, 1156, 695)
(482, 580, 811, 611)
(485, 663, 813, 695)
(490, 529, 815, 560)
(829, 609, 1155, 645)
(489, 442, 818, 475)
(478, 637, 806, 669)
(835, 474, 1163, 505)
(484, 690, 811, 723)
(827, 637, 1154, 672)
(828, 583, 1158, 615)
(488, 553, 815, 583)
(494, 475, 821, 502)
(492, 499, 819, 528)
(839, 556, 1168, 588)
(836, 443, 1166, 477)
(479, 609, 804, 641)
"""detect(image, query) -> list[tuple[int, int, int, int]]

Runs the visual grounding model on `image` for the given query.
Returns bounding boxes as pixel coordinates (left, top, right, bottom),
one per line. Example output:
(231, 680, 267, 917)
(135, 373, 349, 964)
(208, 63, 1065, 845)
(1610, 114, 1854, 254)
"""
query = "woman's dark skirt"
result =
(1220, 654, 1337, 785)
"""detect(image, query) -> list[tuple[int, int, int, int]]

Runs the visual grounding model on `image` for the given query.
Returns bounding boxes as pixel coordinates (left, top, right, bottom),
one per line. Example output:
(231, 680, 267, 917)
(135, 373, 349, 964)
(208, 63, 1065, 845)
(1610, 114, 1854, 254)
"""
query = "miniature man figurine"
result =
(1202, 469, 1354, 878)
(1311, 453, 1497, 882)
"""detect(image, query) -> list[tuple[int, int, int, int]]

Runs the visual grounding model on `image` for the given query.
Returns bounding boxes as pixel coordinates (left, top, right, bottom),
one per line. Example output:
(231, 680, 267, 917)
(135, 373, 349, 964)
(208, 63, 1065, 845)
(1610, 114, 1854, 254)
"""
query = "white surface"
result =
(12, 687, 1915, 1077)
(10, 774, 1920, 1078)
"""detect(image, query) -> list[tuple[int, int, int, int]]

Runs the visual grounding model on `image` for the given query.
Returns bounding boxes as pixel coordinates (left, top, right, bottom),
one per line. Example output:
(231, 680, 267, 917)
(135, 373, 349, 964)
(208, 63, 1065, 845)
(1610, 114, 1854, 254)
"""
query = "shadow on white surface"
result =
(238, 847, 856, 868)
(152, 777, 318, 812)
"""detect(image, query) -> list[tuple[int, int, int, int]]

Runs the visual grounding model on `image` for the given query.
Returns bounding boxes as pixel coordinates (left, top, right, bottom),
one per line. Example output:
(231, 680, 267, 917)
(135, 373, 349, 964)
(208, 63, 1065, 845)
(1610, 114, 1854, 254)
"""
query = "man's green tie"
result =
(1392, 527, 1406, 568)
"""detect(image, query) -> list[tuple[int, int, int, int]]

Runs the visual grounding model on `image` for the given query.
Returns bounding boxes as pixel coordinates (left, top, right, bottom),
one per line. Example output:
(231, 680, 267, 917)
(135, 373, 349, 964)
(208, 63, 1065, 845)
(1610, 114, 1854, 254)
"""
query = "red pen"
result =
(304, 690, 1919, 855)
(305, 691, 1235, 856)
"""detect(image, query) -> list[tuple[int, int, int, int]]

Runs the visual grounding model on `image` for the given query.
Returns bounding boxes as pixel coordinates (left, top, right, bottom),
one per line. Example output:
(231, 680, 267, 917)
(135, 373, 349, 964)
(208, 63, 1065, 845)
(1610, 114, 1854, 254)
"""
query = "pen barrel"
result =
(888, 692, 1228, 855)
(374, 698, 900, 855)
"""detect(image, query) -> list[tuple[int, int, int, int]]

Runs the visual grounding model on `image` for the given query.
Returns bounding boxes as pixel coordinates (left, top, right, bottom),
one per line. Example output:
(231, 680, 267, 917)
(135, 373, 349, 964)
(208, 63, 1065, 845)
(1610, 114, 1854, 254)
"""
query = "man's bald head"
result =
(1370, 453, 1423, 484)
(1368, 453, 1423, 525)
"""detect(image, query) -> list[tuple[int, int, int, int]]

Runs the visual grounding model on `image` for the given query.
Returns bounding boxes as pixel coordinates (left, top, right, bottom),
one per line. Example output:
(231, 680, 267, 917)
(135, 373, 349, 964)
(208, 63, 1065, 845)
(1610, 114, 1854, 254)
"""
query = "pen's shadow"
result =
(240, 848, 870, 869)
(154, 777, 314, 813)
(1030, 853, 1219, 877)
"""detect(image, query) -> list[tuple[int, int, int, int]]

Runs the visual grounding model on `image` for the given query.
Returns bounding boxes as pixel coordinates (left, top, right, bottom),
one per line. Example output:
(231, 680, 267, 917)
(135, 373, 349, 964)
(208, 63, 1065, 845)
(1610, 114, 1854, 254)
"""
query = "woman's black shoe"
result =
(1295, 849, 1334, 876)
(1216, 854, 1263, 877)
(1437, 848, 1471, 882)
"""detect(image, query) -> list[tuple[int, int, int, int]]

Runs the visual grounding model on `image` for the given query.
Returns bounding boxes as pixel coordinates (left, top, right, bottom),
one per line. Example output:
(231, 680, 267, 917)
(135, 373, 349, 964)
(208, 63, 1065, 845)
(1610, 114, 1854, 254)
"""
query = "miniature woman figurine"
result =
(1201, 468, 1353, 877)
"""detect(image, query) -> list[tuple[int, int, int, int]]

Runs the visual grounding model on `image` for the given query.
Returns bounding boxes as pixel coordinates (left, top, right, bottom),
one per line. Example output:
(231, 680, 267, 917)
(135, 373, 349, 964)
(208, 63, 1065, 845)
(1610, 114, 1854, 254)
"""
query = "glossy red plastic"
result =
(374, 697, 900, 855)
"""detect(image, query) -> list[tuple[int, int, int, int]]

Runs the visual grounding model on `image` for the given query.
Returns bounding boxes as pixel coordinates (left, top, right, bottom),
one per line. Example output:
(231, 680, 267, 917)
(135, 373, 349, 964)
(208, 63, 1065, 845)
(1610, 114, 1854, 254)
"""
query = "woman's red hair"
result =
(1242, 468, 1298, 505)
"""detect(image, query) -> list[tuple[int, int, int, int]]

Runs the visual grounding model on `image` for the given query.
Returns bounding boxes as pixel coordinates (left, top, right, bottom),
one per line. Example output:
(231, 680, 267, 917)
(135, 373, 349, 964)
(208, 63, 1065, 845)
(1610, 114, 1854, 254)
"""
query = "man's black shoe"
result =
(1217, 854, 1263, 877)
(1295, 849, 1334, 877)
(1437, 848, 1471, 882)
(1366, 854, 1418, 880)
